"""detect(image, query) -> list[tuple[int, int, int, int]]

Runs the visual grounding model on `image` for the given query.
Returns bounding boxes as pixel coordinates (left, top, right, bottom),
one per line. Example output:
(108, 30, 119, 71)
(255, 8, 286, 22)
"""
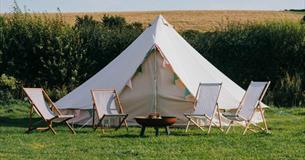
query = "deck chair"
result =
(91, 89, 128, 132)
(224, 81, 270, 135)
(184, 83, 223, 134)
(23, 88, 75, 135)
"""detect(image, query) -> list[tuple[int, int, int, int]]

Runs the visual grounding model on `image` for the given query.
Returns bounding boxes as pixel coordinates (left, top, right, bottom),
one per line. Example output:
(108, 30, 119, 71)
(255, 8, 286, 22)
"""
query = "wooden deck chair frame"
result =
(23, 88, 76, 135)
(184, 83, 223, 134)
(225, 81, 271, 135)
(91, 89, 128, 133)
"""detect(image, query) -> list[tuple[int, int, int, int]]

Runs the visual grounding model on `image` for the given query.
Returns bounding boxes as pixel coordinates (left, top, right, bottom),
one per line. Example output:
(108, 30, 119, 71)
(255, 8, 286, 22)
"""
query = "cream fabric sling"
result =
(91, 89, 128, 132)
(224, 81, 270, 135)
(184, 83, 223, 134)
(23, 88, 75, 134)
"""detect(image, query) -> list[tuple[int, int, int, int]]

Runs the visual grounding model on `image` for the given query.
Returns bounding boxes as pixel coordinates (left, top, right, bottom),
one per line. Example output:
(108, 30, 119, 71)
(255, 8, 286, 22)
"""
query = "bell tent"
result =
(56, 15, 264, 125)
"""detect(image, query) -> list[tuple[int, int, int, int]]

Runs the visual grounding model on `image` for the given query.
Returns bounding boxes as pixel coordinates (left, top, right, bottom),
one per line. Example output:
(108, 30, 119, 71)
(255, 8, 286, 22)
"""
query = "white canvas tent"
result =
(56, 15, 266, 125)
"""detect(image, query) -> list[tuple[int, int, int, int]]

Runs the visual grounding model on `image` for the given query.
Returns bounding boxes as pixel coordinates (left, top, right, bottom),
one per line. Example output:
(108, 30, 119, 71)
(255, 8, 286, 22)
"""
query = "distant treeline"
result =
(287, 9, 305, 12)
(0, 10, 304, 107)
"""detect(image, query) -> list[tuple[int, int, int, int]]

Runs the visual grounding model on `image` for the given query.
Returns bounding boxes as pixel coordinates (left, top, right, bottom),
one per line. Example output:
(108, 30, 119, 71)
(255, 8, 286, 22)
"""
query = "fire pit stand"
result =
(135, 116, 177, 137)
(140, 125, 170, 136)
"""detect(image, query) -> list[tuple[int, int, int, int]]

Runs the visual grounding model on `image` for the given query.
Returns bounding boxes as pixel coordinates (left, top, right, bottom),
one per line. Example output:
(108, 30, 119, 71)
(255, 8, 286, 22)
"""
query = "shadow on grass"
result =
(170, 131, 207, 137)
(295, 112, 305, 116)
(0, 117, 275, 138)
(98, 129, 218, 138)
(0, 117, 77, 132)
(0, 117, 33, 128)
(100, 134, 141, 138)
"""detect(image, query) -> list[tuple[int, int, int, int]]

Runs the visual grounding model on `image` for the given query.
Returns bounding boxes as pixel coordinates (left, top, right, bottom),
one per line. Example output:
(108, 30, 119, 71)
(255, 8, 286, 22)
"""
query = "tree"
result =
(75, 15, 99, 29)
(102, 15, 126, 28)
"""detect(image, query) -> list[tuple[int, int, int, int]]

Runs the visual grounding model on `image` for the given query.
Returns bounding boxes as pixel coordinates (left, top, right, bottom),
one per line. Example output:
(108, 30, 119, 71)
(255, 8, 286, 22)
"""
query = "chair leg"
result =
(208, 117, 224, 134)
(92, 109, 96, 129)
(123, 115, 129, 132)
(100, 127, 105, 134)
(48, 122, 57, 135)
(27, 106, 34, 133)
(185, 119, 191, 132)
(208, 118, 213, 134)
(124, 120, 128, 132)
(95, 115, 105, 131)
(252, 123, 265, 131)
(260, 110, 268, 132)
(36, 127, 50, 131)
(226, 121, 233, 134)
(95, 120, 102, 131)
(211, 121, 224, 132)
(243, 121, 251, 135)
(115, 115, 128, 131)
(65, 121, 76, 134)
(96, 119, 105, 134)
(248, 128, 257, 133)
(217, 106, 222, 129)
(165, 126, 170, 135)
(189, 118, 205, 132)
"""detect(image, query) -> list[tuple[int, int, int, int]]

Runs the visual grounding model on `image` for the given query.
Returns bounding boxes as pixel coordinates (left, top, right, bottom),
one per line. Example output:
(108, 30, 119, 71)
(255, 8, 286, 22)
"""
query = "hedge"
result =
(0, 11, 304, 107)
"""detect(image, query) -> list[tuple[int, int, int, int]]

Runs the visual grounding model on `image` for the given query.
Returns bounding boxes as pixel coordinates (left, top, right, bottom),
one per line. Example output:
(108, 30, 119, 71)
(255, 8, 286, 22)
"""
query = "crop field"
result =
(0, 101, 305, 159)
(4, 10, 302, 31)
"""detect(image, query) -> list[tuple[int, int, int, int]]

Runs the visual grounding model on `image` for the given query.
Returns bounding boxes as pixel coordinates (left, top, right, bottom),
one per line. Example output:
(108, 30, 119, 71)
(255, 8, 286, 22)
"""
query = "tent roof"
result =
(56, 15, 245, 110)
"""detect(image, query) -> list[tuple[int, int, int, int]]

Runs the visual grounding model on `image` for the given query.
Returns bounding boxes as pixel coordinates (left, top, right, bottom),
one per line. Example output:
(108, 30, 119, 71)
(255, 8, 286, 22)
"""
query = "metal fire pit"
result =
(135, 116, 177, 136)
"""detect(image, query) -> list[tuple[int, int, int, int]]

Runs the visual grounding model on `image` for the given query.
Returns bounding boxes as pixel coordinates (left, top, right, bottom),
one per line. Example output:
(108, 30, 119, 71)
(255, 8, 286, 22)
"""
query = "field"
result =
(0, 101, 305, 159)
(11, 10, 303, 31)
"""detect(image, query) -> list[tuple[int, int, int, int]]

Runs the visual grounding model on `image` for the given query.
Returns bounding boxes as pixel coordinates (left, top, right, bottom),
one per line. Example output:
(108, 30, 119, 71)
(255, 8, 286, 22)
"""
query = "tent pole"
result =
(154, 51, 158, 114)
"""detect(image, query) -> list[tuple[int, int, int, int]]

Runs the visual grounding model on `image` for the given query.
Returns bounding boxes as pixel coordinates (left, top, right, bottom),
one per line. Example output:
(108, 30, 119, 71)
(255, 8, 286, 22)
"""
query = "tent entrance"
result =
(119, 49, 195, 122)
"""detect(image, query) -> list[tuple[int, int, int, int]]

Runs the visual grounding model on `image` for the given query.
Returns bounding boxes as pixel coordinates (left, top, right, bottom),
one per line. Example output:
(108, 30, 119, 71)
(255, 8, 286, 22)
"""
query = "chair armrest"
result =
(222, 112, 237, 117)
(57, 115, 75, 118)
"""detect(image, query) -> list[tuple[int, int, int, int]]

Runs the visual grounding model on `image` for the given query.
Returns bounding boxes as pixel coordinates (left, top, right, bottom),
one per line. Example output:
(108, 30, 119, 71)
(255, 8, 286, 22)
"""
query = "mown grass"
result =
(0, 101, 305, 159)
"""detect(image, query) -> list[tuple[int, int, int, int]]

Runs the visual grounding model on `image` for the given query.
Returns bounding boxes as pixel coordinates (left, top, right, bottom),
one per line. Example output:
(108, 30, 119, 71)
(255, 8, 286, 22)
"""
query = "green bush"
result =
(102, 15, 127, 28)
(271, 73, 304, 107)
(302, 15, 305, 24)
(45, 85, 68, 101)
(0, 11, 142, 91)
(182, 21, 305, 107)
(0, 74, 20, 102)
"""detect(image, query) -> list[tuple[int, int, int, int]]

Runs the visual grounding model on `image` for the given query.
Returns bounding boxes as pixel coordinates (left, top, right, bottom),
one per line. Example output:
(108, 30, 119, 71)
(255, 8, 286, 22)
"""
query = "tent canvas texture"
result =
(56, 15, 265, 125)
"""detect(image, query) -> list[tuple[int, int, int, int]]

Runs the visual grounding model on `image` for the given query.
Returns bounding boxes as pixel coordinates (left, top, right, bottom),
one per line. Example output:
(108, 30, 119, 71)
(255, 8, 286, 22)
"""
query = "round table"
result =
(135, 116, 177, 136)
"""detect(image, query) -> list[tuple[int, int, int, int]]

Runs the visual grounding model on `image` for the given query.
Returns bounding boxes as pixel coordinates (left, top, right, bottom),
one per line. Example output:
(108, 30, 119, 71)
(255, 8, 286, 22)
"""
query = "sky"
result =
(0, 0, 304, 13)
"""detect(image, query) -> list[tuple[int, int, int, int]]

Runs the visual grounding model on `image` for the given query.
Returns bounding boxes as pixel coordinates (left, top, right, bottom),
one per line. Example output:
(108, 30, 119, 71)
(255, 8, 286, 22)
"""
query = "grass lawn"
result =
(0, 101, 305, 159)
